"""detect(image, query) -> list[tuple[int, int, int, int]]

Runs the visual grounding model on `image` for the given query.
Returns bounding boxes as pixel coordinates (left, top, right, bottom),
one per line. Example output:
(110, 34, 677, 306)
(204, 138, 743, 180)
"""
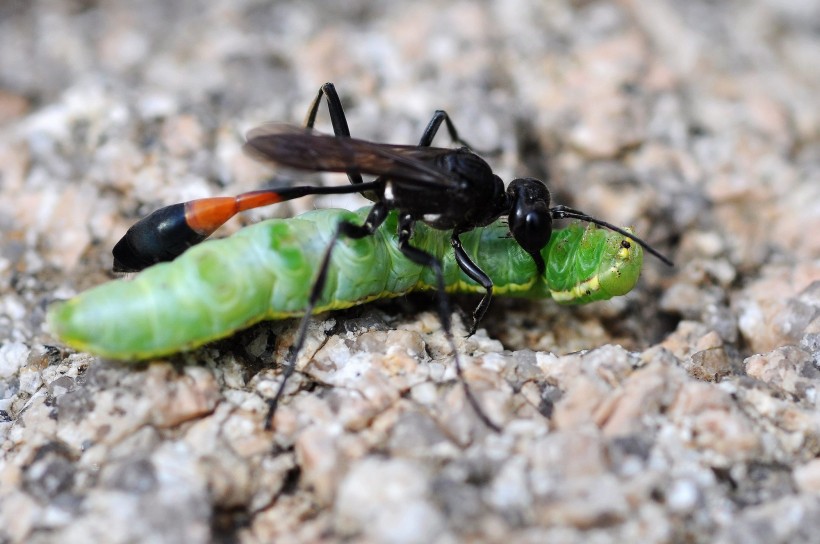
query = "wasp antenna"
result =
(550, 206, 674, 267)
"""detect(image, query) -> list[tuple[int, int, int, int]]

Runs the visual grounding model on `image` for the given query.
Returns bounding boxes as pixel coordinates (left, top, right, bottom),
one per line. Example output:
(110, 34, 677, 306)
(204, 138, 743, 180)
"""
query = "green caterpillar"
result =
(47, 207, 643, 360)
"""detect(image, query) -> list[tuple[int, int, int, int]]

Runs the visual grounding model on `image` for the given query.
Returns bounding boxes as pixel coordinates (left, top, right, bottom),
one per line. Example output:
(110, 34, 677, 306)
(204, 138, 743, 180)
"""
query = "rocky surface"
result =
(1, 0, 819, 542)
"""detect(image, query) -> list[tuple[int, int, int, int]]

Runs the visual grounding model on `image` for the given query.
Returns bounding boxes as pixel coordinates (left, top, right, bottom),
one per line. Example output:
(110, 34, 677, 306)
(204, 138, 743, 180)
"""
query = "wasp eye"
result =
(509, 206, 552, 254)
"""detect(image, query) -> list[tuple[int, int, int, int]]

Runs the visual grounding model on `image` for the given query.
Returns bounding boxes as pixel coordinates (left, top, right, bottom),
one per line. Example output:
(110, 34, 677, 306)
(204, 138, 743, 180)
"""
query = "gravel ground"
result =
(1, 0, 819, 542)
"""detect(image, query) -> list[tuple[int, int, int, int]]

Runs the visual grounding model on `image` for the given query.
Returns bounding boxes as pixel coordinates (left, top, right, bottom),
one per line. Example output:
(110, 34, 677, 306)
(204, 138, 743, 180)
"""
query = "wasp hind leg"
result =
(264, 203, 389, 429)
(303, 82, 366, 186)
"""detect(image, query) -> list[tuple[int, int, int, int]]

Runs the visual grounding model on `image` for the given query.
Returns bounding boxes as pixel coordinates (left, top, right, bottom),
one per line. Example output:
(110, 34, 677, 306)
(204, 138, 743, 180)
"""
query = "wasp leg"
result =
(418, 110, 466, 147)
(303, 82, 366, 186)
(418, 110, 501, 155)
(397, 214, 501, 433)
(264, 202, 390, 429)
(451, 231, 494, 335)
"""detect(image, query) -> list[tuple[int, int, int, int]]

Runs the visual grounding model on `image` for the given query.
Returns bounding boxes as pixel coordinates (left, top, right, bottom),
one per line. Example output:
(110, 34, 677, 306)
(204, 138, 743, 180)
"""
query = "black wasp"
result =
(112, 83, 673, 432)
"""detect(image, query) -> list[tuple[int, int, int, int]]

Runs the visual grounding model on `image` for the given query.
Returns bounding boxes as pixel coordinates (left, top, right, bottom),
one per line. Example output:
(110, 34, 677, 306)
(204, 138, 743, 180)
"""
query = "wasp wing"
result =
(244, 124, 462, 190)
